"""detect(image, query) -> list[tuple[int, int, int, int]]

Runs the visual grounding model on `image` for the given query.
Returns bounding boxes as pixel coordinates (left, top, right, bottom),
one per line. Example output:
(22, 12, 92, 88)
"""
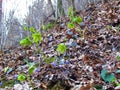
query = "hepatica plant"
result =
(32, 33, 42, 43)
(101, 69, 115, 83)
(20, 26, 42, 47)
(57, 43, 67, 54)
(67, 6, 82, 29)
(17, 74, 26, 82)
(20, 37, 32, 46)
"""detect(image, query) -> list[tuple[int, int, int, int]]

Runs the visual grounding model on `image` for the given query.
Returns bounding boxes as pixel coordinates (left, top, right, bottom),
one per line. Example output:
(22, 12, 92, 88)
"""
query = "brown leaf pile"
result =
(0, 0, 120, 90)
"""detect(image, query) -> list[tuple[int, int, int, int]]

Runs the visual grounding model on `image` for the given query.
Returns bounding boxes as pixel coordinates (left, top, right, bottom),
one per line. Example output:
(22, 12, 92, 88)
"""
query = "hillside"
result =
(0, 0, 120, 90)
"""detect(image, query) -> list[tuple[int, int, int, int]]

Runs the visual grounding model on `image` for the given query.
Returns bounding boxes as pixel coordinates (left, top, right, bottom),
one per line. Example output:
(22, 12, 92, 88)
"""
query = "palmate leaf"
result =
(20, 37, 32, 46)
(28, 65, 36, 75)
(101, 69, 115, 82)
(67, 22, 75, 29)
(29, 27, 37, 33)
(72, 16, 82, 24)
(17, 74, 26, 82)
(32, 33, 42, 43)
(23, 26, 29, 31)
(57, 43, 67, 54)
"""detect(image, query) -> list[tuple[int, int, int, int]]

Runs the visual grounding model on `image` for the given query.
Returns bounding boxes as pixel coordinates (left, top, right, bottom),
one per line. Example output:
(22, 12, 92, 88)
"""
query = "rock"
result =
(14, 83, 31, 90)
(115, 86, 120, 90)
(66, 29, 73, 35)
(14, 84, 23, 90)
(80, 22, 85, 28)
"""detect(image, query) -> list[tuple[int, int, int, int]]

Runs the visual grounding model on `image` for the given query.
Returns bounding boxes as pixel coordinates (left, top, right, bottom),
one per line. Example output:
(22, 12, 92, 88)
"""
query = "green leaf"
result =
(17, 74, 26, 82)
(29, 27, 36, 33)
(116, 70, 120, 73)
(106, 25, 112, 29)
(72, 16, 82, 24)
(20, 37, 32, 46)
(67, 22, 75, 29)
(42, 24, 47, 30)
(117, 56, 120, 61)
(32, 33, 42, 43)
(23, 26, 29, 31)
(57, 43, 67, 54)
(28, 65, 36, 74)
(47, 22, 52, 29)
(44, 56, 56, 64)
(117, 83, 120, 86)
(68, 6, 74, 20)
(101, 69, 115, 82)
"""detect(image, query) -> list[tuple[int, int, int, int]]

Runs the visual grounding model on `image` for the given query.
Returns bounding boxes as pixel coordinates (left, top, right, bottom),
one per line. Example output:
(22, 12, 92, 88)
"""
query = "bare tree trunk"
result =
(57, 0, 65, 18)
(72, 0, 75, 11)
(47, 0, 55, 18)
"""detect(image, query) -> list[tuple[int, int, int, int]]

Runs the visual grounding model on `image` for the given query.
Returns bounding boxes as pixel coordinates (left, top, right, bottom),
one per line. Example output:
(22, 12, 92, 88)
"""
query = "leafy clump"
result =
(20, 26, 42, 47)
(101, 69, 115, 82)
(17, 74, 26, 82)
(67, 6, 82, 29)
(32, 33, 42, 43)
(28, 65, 36, 75)
(72, 16, 82, 24)
(20, 37, 32, 46)
(57, 43, 67, 54)
(67, 22, 75, 29)
(68, 7, 74, 21)
(42, 22, 53, 30)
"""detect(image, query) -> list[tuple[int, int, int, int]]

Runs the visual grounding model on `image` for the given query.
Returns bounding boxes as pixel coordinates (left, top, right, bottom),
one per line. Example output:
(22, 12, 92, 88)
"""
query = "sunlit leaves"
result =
(32, 33, 42, 43)
(28, 65, 36, 75)
(72, 16, 82, 24)
(20, 26, 42, 47)
(117, 83, 120, 86)
(68, 6, 74, 20)
(29, 27, 37, 33)
(23, 26, 36, 33)
(67, 22, 75, 29)
(23, 26, 29, 31)
(101, 69, 115, 82)
(42, 22, 53, 30)
(57, 43, 67, 54)
(20, 37, 32, 46)
(17, 74, 26, 82)
(67, 6, 83, 29)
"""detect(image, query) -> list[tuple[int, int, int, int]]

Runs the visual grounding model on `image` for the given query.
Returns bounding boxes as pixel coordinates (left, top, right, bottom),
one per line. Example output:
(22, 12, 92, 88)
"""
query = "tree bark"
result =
(57, 0, 65, 18)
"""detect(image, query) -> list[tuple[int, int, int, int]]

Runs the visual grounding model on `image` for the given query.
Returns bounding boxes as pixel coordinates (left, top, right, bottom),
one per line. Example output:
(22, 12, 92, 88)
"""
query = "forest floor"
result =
(0, 0, 120, 90)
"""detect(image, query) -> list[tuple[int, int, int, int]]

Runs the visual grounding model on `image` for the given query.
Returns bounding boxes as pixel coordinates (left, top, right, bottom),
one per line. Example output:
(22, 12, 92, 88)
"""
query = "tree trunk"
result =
(57, 0, 65, 18)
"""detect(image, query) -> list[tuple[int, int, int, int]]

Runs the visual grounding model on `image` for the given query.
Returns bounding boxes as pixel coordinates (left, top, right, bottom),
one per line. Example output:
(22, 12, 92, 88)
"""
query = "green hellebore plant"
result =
(17, 74, 26, 82)
(20, 37, 32, 46)
(57, 43, 67, 54)
(32, 33, 42, 43)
